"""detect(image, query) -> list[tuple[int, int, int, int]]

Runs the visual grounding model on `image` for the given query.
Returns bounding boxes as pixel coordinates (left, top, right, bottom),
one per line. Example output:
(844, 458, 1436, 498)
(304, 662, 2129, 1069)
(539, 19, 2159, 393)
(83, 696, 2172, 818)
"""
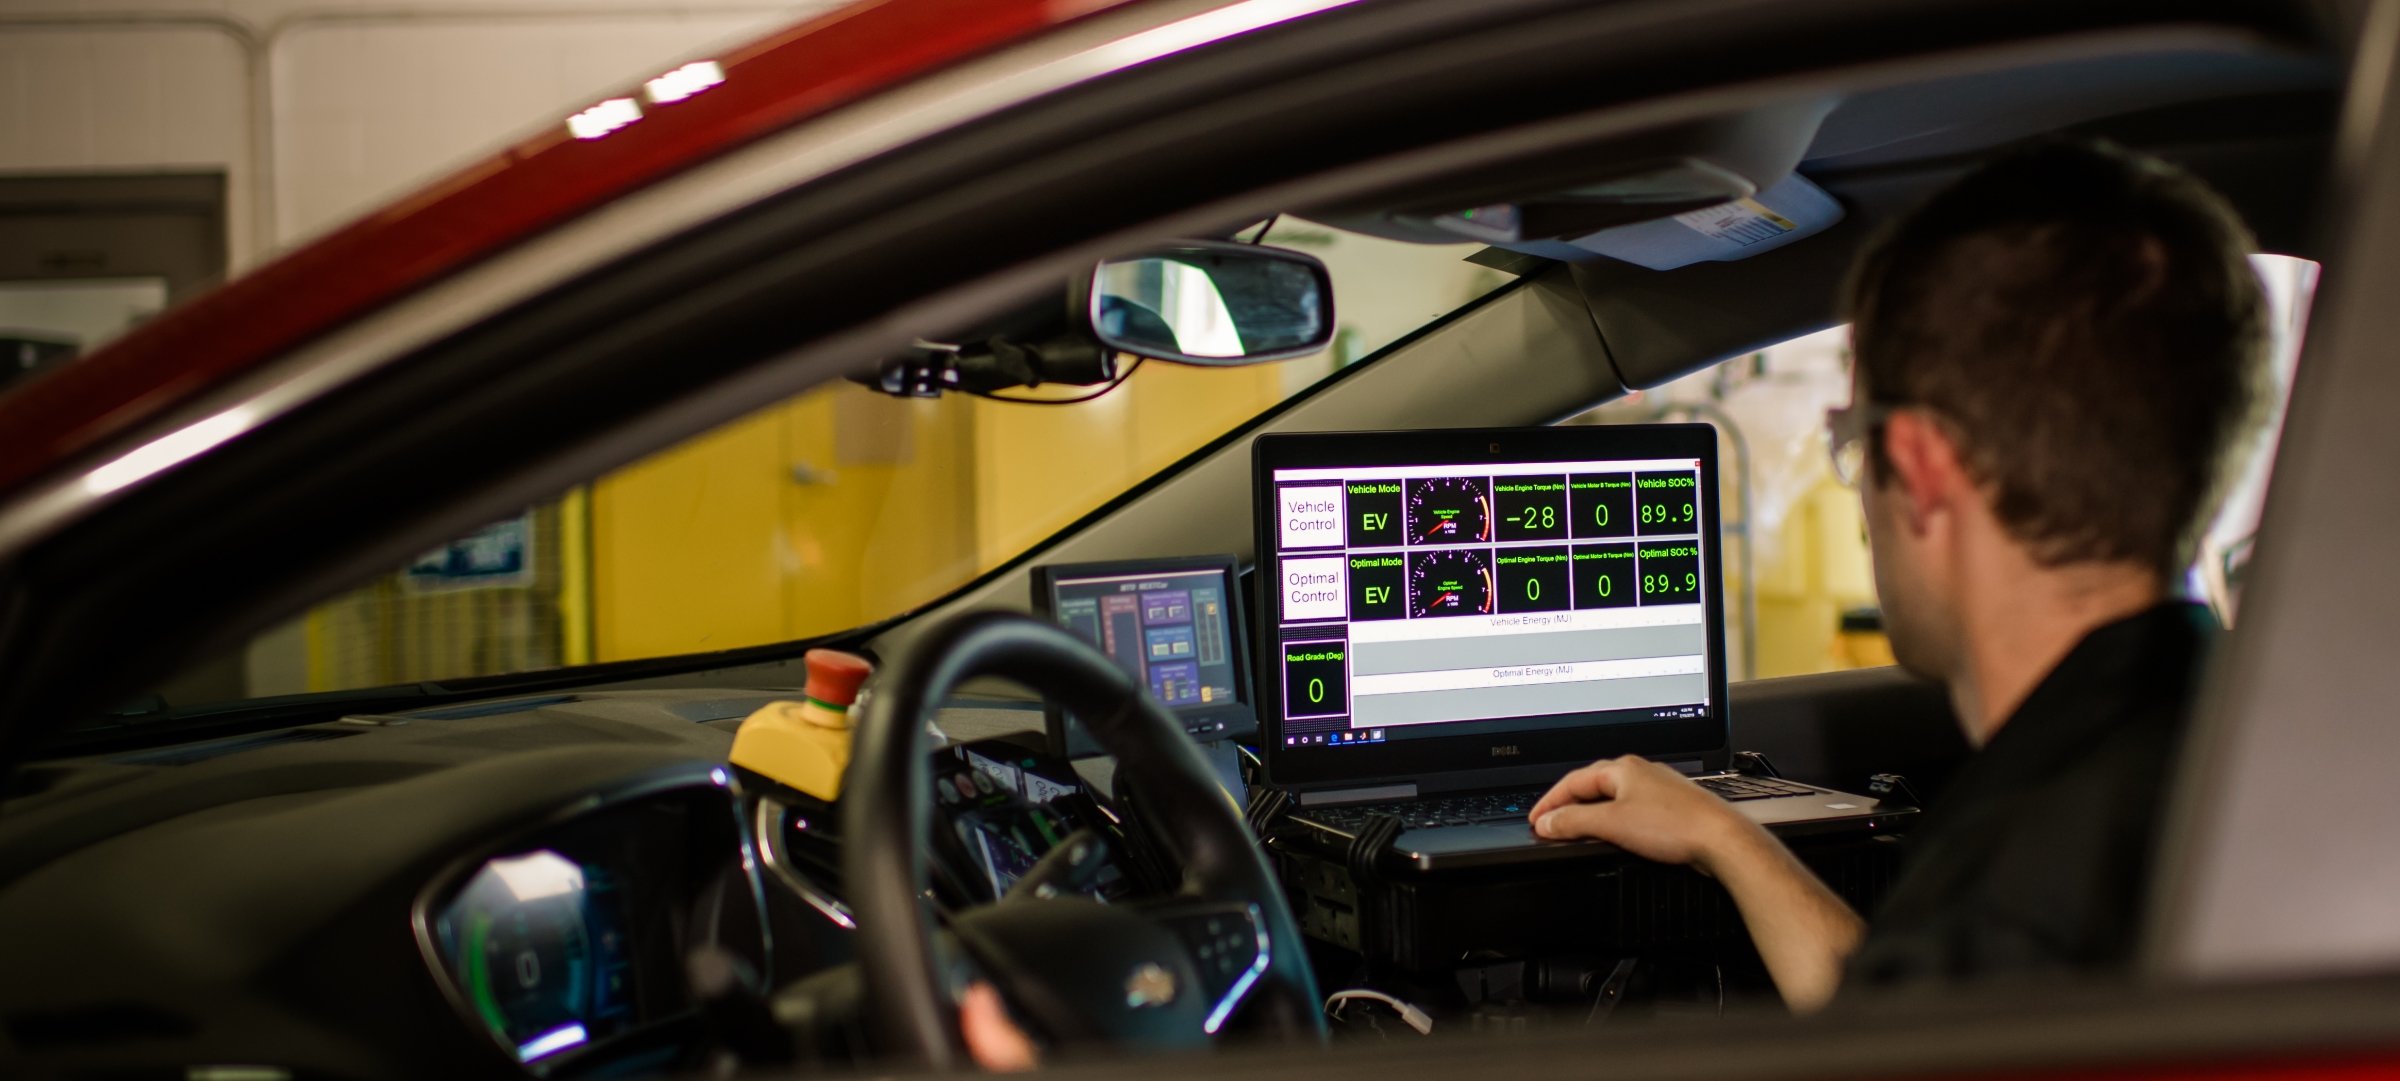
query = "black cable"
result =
(1345, 813, 1403, 886)
(1246, 215, 1279, 244)
(1732, 750, 1782, 778)
(974, 354, 1145, 405)
(1245, 786, 1295, 836)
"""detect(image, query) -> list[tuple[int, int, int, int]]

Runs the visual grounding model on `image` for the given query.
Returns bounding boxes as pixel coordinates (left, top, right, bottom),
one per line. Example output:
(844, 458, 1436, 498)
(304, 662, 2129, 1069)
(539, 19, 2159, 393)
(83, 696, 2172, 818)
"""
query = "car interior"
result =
(0, 1, 2360, 1079)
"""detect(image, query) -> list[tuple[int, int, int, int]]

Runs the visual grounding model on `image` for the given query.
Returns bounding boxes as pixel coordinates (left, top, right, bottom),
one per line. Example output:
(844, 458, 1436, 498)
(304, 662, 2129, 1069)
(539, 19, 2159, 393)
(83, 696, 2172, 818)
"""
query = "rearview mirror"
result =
(1080, 240, 1334, 366)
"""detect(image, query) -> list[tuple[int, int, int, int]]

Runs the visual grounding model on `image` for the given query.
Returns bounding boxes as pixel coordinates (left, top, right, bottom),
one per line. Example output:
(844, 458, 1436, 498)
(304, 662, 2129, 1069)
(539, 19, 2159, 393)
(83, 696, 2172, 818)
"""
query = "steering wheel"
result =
(845, 611, 1326, 1067)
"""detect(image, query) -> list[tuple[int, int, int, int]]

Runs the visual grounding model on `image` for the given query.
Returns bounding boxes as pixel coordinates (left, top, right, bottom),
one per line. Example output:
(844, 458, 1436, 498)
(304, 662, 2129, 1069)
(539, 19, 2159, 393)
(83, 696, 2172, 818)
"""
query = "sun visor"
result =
(1312, 99, 1836, 247)
(1503, 173, 1844, 270)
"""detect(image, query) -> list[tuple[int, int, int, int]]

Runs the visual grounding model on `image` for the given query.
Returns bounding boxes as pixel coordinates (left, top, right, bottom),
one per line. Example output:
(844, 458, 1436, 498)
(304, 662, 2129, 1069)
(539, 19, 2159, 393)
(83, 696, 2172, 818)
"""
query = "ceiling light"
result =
(566, 97, 641, 140)
(644, 60, 724, 105)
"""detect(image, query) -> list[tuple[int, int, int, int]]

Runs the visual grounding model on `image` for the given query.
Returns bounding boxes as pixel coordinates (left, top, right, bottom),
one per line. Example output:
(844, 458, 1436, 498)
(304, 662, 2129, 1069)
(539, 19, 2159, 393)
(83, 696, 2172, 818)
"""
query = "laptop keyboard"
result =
(1303, 788, 1547, 831)
(1298, 775, 1820, 832)
(1695, 775, 1819, 801)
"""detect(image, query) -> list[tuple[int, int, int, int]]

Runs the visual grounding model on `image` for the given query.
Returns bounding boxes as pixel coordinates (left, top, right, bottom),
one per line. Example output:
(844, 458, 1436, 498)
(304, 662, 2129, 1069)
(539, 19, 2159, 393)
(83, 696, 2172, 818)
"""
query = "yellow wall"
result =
(970, 361, 1286, 567)
(971, 385, 1137, 570)
(587, 387, 980, 660)
(1750, 478, 1878, 679)
(303, 502, 571, 689)
(590, 409, 791, 661)
(779, 389, 982, 638)
(586, 362, 1288, 662)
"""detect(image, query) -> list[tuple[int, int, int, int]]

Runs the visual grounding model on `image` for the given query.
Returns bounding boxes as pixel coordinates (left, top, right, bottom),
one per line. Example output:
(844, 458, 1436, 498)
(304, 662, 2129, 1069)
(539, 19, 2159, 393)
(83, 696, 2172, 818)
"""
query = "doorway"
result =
(0, 171, 225, 389)
(0, 171, 237, 702)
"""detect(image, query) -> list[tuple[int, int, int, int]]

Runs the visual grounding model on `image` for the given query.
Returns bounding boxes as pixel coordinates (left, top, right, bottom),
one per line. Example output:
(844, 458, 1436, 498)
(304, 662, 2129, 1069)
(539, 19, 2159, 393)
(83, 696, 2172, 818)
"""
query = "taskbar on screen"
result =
(1278, 700, 1707, 748)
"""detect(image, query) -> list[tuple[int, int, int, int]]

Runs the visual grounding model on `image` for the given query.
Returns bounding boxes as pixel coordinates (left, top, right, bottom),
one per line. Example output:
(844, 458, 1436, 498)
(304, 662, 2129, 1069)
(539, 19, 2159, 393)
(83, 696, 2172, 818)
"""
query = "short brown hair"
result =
(1845, 140, 2272, 575)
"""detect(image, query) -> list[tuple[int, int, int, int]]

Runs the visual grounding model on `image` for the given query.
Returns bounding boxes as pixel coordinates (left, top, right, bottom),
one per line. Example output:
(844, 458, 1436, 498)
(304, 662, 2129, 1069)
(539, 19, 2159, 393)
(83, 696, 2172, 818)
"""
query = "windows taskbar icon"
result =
(1285, 729, 1390, 747)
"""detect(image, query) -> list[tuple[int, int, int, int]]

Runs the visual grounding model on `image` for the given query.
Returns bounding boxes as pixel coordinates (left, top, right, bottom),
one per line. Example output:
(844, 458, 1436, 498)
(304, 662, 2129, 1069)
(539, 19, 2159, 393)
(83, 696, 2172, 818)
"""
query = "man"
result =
(1529, 139, 2270, 1010)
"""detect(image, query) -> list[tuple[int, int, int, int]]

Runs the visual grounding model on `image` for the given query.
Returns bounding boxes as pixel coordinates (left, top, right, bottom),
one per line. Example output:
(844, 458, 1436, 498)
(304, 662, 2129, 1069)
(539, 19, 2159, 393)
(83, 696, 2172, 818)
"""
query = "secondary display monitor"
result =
(1252, 425, 1729, 787)
(1031, 555, 1258, 758)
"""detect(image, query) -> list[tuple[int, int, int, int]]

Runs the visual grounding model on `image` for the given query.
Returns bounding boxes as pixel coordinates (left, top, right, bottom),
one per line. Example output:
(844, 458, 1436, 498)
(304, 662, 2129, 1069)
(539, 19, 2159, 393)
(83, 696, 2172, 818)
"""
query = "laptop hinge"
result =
(1298, 783, 1416, 807)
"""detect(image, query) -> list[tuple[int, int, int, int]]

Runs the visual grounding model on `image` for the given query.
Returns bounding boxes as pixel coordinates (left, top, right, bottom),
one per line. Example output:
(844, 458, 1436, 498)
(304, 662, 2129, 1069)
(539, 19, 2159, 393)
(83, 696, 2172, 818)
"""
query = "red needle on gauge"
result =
(1422, 519, 1448, 541)
(1430, 592, 1455, 609)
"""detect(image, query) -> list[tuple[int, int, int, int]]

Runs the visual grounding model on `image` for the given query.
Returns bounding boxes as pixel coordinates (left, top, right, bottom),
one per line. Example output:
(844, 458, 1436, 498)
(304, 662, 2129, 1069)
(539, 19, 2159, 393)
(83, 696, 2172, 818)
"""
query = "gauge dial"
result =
(463, 894, 591, 1049)
(1410, 549, 1493, 617)
(1407, 477, 1491, 544)
(438, 849, 599, 1060)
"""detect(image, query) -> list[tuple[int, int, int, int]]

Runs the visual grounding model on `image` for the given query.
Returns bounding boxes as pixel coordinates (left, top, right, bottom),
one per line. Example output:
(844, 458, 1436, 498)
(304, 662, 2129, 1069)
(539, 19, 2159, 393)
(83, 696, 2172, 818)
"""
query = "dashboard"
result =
(0, 565, 1237, 1075)
(939, 742, 1131, 903)
(0, 690, 1139, 1081)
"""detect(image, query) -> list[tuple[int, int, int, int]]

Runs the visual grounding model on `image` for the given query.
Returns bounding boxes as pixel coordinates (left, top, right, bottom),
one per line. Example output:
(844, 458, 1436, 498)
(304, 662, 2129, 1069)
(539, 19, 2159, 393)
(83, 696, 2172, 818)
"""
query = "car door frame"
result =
(2147, 0, 2400, 984)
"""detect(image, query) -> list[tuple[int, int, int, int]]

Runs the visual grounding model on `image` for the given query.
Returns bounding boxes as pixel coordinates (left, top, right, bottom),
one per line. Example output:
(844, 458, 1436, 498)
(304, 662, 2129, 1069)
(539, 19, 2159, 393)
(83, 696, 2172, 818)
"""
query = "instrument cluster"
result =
(418, 779, 768, 1074)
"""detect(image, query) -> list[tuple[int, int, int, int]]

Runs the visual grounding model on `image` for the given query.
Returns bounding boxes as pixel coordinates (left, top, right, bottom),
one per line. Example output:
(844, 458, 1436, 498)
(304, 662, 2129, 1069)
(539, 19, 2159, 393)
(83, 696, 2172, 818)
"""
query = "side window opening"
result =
(1558, 253, 2316, 681)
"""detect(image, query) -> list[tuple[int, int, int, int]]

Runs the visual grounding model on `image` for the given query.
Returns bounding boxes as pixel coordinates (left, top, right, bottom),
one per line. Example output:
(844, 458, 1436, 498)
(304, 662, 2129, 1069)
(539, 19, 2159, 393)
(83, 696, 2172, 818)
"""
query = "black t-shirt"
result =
(1842, 602, 2218, 992)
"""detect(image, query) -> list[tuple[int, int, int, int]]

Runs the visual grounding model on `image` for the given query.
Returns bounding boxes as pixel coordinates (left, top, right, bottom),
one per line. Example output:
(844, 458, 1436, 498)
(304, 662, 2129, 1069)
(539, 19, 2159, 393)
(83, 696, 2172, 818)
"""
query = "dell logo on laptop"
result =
(1490, 745, 1520, 757)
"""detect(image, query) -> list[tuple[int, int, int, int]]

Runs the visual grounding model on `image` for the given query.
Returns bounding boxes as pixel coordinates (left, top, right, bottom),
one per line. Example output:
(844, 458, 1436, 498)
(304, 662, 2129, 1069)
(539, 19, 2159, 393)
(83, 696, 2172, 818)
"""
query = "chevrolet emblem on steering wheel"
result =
(1125, 963, 1179, 1009)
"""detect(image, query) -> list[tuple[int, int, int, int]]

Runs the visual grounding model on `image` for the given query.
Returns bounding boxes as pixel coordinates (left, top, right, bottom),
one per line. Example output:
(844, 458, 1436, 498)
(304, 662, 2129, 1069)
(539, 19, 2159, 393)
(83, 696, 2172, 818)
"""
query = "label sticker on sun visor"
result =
(1672, 198, 1798, 246)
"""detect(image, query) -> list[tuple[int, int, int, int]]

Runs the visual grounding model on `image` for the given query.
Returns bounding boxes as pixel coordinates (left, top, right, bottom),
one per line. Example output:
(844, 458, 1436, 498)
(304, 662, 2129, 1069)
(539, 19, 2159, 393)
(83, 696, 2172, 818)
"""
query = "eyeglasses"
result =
(1824, 401, 1895, 488)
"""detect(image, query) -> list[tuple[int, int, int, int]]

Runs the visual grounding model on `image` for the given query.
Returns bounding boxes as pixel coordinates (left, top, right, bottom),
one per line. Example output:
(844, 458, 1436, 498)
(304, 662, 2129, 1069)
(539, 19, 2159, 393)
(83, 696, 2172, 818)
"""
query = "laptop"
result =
(1250, 424, 1909, 873)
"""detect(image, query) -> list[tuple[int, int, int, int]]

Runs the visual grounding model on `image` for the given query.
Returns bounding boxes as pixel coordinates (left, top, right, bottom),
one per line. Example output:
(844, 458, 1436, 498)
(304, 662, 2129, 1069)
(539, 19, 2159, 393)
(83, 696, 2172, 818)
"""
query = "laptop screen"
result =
(1253, 425, 1728, 788)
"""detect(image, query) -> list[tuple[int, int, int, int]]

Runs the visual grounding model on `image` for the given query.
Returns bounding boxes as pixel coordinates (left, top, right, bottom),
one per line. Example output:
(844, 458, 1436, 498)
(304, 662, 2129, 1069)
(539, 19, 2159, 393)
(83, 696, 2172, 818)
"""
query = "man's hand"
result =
(1529, 756, 1866, 1013)
(960, 983, 1038, 1072)
(1528, 755, 1756, 872)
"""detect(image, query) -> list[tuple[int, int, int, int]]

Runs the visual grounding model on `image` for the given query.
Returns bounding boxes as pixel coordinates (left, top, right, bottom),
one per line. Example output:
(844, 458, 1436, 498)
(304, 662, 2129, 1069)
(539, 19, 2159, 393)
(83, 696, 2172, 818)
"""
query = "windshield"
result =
(145, 222, 1510, 713)
(135, 244, 2318, 720)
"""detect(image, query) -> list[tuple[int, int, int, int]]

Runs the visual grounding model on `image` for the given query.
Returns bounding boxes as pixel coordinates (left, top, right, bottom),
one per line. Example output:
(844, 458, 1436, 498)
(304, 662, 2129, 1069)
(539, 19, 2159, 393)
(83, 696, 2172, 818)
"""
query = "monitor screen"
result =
(1032, 556, 1258, 757)
(1254, 425, 1727, 786)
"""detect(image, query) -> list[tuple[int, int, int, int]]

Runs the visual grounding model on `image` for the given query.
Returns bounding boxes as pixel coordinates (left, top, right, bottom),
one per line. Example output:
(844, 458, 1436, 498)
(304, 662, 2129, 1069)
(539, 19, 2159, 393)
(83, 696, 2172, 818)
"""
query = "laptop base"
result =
(1281, 773, 1914, 874)
(1266, 824, 1914, 971)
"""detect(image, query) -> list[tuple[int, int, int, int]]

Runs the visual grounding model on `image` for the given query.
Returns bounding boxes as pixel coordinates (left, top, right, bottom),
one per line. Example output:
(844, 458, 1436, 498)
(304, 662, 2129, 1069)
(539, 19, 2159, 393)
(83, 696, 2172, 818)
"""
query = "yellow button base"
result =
(729, 700, 853, 802)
